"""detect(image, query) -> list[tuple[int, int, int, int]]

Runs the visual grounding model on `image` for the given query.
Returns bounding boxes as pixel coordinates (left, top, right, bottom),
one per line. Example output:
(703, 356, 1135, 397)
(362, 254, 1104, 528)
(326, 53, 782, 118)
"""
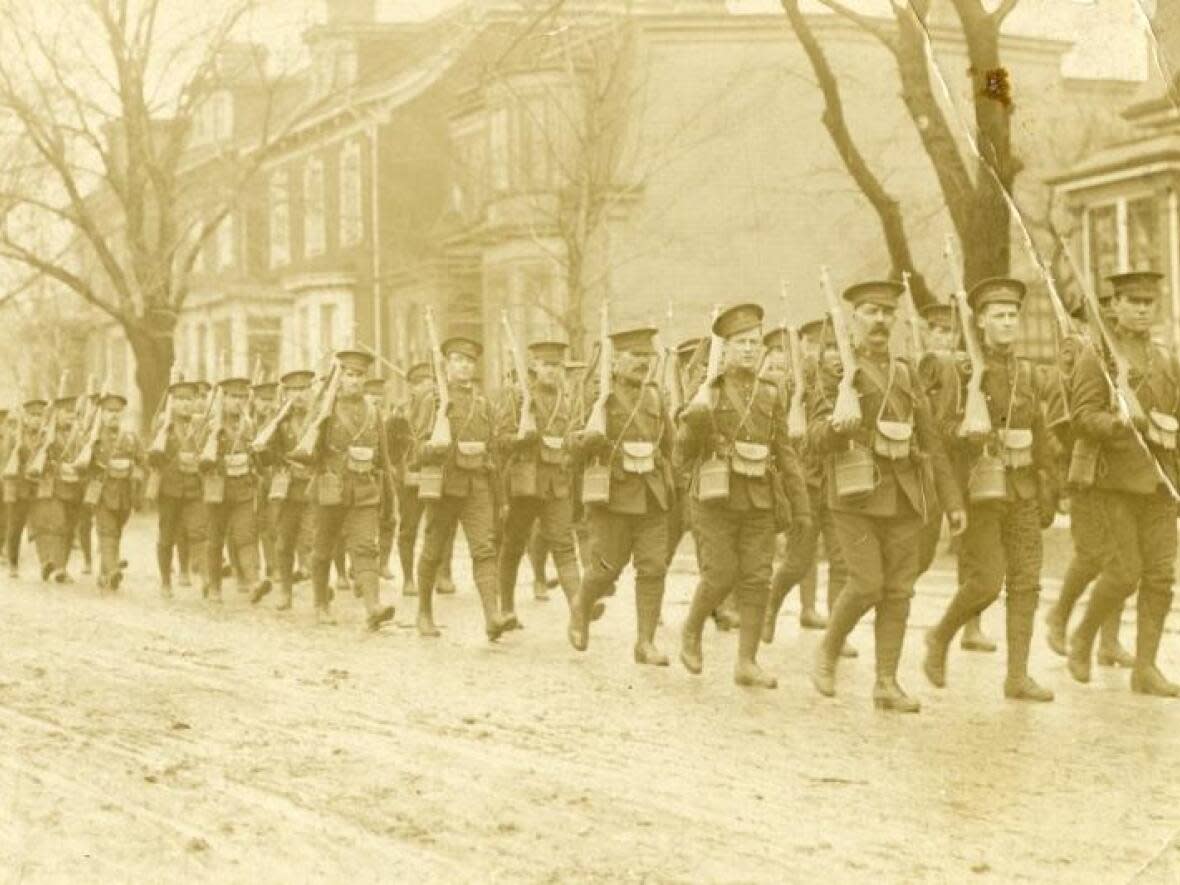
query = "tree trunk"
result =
(125, 313, 175, 433)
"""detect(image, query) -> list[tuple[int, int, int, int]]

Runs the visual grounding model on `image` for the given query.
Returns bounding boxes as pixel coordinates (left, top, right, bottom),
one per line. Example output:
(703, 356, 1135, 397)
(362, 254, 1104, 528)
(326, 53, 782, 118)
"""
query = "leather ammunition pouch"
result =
(730, 441, 769, 478)
(621, 441, 656, 475)
(178, 452, 199, 475)
(107, 457, 132, 480)
(223, 452, 249, 478)
(540, 435, 566, 466)
(873, 419, 912, 461)
(1147, 410, 1178, 451)
(454, 440, 487, 471)
(346, 445, 375, 474)
(999, 427, 1034, 469)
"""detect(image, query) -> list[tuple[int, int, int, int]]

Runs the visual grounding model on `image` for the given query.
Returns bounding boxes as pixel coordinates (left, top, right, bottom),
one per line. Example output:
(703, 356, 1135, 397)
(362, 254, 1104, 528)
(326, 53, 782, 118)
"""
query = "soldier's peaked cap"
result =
(920, 302, 956, 328)
(1108, 270, 1163, 300)
(407, 361, 432, 383)
(363, 377, 386, 394)
(100, 392, 127, 409)
(712, 303, 764, 339)
(564, 359, 587, 371)
(217, 377, 251, 395)
(169, 378, 197, 396)
(54, 395, 78, 409)
(280, 369, 316, 389)
(527, 340, 568, 361)
(335, 349, 375, 373)
(22, 396, 47, 411)
(842, 280, 904, 309)
(609, 326, 658, 355)
(676, 337, 703, 359)
(968, 277, 1026, 312)
(762, 325, 788, 350)
(798, 318, 826, 339)
(441, 336, 482, 360)
(252, 380, 278, 397)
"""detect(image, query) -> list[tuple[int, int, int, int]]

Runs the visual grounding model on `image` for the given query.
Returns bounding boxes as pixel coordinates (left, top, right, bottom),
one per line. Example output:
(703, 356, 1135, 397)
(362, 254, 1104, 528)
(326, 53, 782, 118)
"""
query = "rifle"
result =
(901, 271, 924, 361)
(786, 325, 808, 441)
(252, 396, 295, 454)
(1, 412, 22, 479)
(944, 236, 992, 437)
(27, 371, 71, 478)
(290, 361, 339, 461)
(423, 307, 451, 447)
(687, 306, 724, 410)
(71, 401, 103, 471)
(148, 390, 174, 457)
(500, 310, 537, 439)
(819, 266, 862, 428)
(198, 385, 225, 465)
(584, 300, 612, 435)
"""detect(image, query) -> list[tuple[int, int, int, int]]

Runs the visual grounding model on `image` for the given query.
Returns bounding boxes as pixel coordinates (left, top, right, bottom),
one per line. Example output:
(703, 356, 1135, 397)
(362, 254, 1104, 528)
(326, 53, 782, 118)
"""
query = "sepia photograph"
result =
(0, 0, 1178, 881)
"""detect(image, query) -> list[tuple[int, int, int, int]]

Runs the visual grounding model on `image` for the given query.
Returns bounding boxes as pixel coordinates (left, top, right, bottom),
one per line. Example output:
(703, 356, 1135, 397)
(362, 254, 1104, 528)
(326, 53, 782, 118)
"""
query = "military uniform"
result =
(303, 350, 395, 630)
(2, 398, 47, 577)
(567, 326, 675, 663)
(361, 378, 398, 582)
(678, 306, 812, 687)
(149, 380, 208, 597)
(1066, 271, 1180, 697)
(197, 377, 264, 604)
(922, 278, 1054, 701)
(495, 340, 582, 626)
(252, 381, 280, 583)
(411, 335, 509, 640)
(252, 370, 316, 611)
(809, 280, 963, 712)
(79, 392, 143, 591)
(28, 396, 84, 583)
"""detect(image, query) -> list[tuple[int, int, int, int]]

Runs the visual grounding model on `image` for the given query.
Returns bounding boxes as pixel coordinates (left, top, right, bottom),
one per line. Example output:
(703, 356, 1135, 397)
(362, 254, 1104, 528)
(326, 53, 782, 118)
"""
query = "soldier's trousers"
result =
(31, 497, 80, 573)
(257, 494, 276, 578)
(5, 498, 31, 568)
(95, 505, 130, 585)
(157, 495, 207, 587)
(272, 497, 311, 599)
(399, 483, 454, 585)
(932, 497, 1043, 681)
(768, 496, 820, 613)
(205, 498, 258, 596)
(310, 503, 383, 615)
(581, 505, 667, 641)
(823, 504, 926, 679)
(417, 480, 498, 608)
(378, 490, 396, 572)
(1072, 490, 1176, 668)
(498, 494, 581, 613)
(1052, 489, 1125, 640)
(77, 506, 93, 568)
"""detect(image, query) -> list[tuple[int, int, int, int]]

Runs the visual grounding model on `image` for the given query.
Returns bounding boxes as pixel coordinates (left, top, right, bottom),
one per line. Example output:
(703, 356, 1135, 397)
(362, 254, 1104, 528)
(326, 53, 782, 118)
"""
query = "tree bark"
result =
(125, 311, 176, 432)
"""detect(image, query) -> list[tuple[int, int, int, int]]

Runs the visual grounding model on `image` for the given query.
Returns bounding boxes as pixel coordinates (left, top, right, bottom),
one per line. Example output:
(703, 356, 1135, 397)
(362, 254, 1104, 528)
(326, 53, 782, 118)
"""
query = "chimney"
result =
(325, 0, 377, 26)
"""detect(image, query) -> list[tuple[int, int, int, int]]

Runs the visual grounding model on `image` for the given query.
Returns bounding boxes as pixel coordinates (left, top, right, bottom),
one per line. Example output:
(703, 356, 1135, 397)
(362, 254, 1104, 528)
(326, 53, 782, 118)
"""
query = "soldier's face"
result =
(364, 393, 382, 410)
(978, 303, 1020, 348)
(101, 406, 121, 428)
(24, 412, 42, 431)
(925, 323, 956, 354)
(339, 367, 365, 398)
(851, 303, 895, 351)
(532, 358, 561, 387)
(173, 395, 193, 417)
(615, 351, 652, 384)
(446, 352, 476, 385)
(224, 391, 246, 416)
(800, 334, 820, 361)
(412, 376, 434, 397)
(1114, 295, 1155, 334)
(762, 348, 786, 381)
(723, 327, 763, 372)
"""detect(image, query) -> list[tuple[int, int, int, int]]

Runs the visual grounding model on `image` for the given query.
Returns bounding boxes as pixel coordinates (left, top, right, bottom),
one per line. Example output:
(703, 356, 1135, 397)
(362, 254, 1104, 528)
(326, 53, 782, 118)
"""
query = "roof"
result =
(1046, 130, 1180, 188)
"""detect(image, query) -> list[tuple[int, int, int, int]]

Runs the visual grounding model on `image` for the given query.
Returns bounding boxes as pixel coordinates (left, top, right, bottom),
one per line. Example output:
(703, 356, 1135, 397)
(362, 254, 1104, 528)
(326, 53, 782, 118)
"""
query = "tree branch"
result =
(814, 0, 897, 52)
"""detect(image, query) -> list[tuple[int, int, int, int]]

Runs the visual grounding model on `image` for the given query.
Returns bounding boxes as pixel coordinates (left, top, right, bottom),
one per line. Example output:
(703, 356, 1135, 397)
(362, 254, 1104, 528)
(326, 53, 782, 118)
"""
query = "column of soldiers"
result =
(1, 266, 1177, 709)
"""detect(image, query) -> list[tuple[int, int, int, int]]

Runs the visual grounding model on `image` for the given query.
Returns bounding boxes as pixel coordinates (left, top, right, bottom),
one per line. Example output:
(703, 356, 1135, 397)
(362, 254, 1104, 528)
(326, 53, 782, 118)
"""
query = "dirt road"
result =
(1, 514, 1178, 883)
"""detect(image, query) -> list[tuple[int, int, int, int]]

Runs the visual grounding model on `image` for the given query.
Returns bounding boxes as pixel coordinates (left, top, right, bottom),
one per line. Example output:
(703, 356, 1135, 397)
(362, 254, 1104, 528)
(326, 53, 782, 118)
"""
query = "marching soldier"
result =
(28, 393, 83, 583)
(922, 278, 1054, 701)
(495, 339, 582, 628)
(251, 368, 317, 611)
(364, 377, 399, 583)
(567, 326, 674, 664)
(198, 373, 266, 604)
(3, 395, 46, 578)
(678, 306, 812, 688)
(299, 349, 396, 630)
(809, 280, 964, 712)
(411, 334, 510, 640)
(1066, 271, 1180, 697)
(252, 377, 280, 585)
(149, 376, 208, 598)
(77, 390, 143, 592)
(1044, 292, 1133, 667)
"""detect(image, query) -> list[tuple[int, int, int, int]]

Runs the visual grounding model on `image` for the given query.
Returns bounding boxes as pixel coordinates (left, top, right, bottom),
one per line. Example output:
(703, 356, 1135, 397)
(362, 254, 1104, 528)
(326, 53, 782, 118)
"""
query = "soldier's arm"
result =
(1069, 346, 1126, 442)
(912, 368, 964, 515)
(771, 392, 811, 522)
(805, 359, 848, 455)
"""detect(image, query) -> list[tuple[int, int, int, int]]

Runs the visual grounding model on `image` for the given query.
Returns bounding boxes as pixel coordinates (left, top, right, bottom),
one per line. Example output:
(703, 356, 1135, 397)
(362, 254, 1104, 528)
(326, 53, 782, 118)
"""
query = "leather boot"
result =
(922, 592, 977, 689)
(712, 594, 740, 632)
(761, 566, 790, 645)
(1096, 605, 1134, 668)
(811, 590, 867, 698)
(359, 571, 395, 632)
(497, 547, 522, 631)
(1003, 593, 1053, 702)
(1066, 584, 1119, 684)
(873, 599, 920, 713)
(734, 597, 776, 688)
(276, 583, 293, 611)
(311, 557, 333, 623)
(398, 546, 416, 595)
(1045, 556, 1092, 656)
(799, 566, 826, 630)
(634, 578, 669, 666)
(436, 567, 457, 595)
(554, 557, 581, 613)
(960, 615, 997, 653)
(415, 556, 441, 637)
(156, 542, 172, 592)
(680, 579, 724, 675)
(1131, 591, 1180, 697)
(474, 558, 511, 641)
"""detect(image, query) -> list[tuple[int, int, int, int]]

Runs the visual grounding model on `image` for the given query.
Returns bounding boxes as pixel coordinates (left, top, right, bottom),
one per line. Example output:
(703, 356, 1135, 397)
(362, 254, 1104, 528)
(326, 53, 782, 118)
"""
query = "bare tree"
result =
(781, 0, 1026, 301)
(0, 0, 298, 425)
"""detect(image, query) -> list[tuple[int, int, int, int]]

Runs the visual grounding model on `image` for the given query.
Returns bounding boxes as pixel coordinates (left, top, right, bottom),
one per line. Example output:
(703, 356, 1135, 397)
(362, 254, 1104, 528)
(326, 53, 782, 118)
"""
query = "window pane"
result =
(320, 303, 337, 354)
(1128, 196, 1159, 273)
(269, 171, 290, 268)
(305, 159, 326, 257)
(340, 142, 363, 247)
(1088, 205, 1117, 301)
(247, 316, 281, 379)
(490, 107, 510, 193)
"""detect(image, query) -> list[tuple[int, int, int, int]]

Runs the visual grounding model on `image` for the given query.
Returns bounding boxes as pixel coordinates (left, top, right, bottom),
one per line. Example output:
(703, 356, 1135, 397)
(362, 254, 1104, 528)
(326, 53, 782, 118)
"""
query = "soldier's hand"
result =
(574, 430, 606, 452)
(830, 415, 861, 436)
(947, 509, 968, 536)
(514, 430, 539, 448)
(681, 401, 711, 430)
(421, 442, 450, 464)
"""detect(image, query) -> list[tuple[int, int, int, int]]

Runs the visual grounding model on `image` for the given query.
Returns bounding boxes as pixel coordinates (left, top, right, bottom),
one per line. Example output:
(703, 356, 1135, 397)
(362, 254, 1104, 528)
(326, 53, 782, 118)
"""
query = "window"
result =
(1087, 196, 1161, 300)
(213, 320, 233, 376)
(247, 316, 281, 379)
(297, 304, 310, 366)
(489, 106, 511, 193)
(1087, 204, 1118, 300)
(304, 159, 326, 257)
(216, 213, 234, 271)
(520, 96, 550, 190)
(269, 170, 290, 268)
(195, 323, 208, 381)
(1127, 196, 1160, 273)
(319, 302, 337, 356)
(339, 141, 363, 247)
